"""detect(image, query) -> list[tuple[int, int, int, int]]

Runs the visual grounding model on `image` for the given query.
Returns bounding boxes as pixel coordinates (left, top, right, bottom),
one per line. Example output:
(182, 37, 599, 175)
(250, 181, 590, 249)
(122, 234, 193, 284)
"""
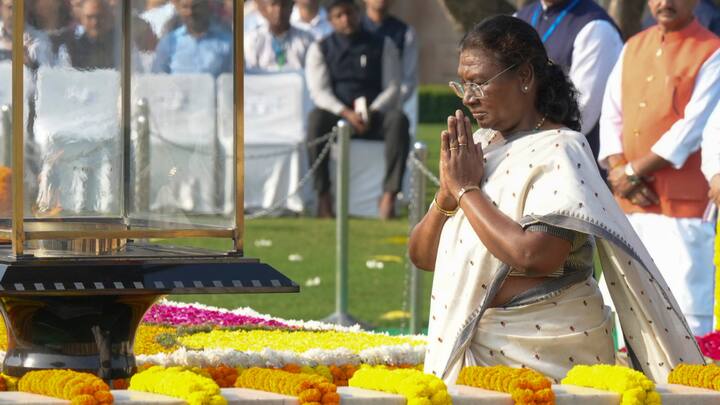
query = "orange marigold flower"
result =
(19, 370, 114, 404)
(0, 166, 12, 218)
(458, 365, 554, 405)
(94, 390, 114, 403)
(299, 388, 322, 402)
(70, 394, 96, 405)
(283, 364, 302, 373)
(112, 379, 129, 390)
(321, 391, 340, 404)
(669, 364, 720, 391)
(235, 367, 337, 404)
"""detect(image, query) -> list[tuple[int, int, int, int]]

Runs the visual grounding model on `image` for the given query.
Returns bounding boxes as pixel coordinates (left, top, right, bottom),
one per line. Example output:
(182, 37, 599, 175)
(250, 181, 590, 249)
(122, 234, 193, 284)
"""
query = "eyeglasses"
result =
(449, 63, 517, 100)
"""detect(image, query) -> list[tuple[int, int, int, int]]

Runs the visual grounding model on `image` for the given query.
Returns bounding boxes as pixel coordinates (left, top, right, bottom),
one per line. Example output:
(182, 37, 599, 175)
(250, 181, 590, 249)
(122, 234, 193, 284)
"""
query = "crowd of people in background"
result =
(0, 0, 234, 75)
(244, 0, 418, 219)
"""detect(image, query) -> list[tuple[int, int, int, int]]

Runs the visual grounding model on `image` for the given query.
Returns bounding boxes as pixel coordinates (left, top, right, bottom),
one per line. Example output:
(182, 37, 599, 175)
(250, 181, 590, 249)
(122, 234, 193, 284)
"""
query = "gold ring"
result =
(458, 143, 467, 147)
(449, 146, 459, 151)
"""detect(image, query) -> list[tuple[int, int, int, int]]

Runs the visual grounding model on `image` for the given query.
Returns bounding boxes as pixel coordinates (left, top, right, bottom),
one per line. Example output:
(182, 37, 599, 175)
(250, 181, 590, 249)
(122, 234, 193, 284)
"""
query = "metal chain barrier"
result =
(147, 130, 334, 161)
(245, 129, 338, 220)
(244, 132, 334, 160)
(408, 151, 440, 187)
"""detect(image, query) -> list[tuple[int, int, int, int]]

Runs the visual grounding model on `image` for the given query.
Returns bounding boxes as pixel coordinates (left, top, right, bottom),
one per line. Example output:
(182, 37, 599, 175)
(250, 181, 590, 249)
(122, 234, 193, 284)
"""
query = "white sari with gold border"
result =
(423, 128, 704, 384)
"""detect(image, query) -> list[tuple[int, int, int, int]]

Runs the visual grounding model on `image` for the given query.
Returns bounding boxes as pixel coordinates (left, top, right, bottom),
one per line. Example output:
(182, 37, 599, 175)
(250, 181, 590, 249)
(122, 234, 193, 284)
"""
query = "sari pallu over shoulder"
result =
(424, 128, 703, 384)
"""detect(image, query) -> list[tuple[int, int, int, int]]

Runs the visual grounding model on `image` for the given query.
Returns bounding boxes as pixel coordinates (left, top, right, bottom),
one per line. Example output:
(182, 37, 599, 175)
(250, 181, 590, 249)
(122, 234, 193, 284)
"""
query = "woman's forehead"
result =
(457, 49, 500, 79)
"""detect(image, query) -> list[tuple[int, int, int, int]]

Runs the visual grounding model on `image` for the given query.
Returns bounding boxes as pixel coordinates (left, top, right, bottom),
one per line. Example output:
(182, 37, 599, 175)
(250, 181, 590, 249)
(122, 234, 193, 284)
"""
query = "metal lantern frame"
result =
(5, 0, 246, 255)
(0, 0, 298, 379)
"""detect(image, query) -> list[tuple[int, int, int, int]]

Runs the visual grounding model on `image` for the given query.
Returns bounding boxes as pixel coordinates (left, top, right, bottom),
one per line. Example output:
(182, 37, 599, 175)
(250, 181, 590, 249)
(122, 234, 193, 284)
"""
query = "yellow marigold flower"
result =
(668, 364, 720, 391)
(562, 364, 660, 405)
(129, 366, 226, 405)
(349, 365, 451, 405)
(134, 325, 177, 355)
(457, 365, 553, 405)
(234, 367, 338, 404)
(0, 373, 16, 391)
(18, 370, 113, 404)
(0, 321, 7, 352)
(177, 330, 424, 353)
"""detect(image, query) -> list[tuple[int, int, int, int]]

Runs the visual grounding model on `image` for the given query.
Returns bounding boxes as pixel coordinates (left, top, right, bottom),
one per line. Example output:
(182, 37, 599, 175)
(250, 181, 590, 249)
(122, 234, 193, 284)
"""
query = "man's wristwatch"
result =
(624, 163, 641, 185)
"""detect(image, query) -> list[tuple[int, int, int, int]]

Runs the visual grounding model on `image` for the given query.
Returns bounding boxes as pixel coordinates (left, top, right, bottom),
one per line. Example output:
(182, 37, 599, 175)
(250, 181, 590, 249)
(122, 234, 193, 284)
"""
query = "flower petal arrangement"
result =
(128, 366, 226, 405)
(17, 369, 113, 405)
(234, 367, 339, 404)
(561, 364, 660, 405)
(177, 329, 424, 353)
(142, 302, 290, 329)
(697, 331, 720, 361)
(348, 365, 452, 405)
(0, 300, 428, 373)
(456, 365, 554, 405)
(668, 363, 720, 391)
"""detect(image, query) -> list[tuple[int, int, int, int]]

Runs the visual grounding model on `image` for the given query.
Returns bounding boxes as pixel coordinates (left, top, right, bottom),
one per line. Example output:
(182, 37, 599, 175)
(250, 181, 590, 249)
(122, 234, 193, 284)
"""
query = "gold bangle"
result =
(431, 198, 457, 217)
(457, 185, 481, 205)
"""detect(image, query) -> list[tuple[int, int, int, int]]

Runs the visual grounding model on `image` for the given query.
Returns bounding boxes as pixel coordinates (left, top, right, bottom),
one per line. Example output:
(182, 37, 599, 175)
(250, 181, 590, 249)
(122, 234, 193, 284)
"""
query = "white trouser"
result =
(627, 213, 715, 336)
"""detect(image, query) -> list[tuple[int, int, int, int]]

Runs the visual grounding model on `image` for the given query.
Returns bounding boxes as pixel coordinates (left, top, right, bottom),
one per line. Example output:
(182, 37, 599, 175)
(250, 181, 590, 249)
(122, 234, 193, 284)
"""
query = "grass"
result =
(166, 123, 447, 333)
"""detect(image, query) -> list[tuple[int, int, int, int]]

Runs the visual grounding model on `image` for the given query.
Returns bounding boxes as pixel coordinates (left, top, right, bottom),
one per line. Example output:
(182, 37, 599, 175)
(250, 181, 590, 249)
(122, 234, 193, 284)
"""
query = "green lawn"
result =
(167, 123, 447, 333)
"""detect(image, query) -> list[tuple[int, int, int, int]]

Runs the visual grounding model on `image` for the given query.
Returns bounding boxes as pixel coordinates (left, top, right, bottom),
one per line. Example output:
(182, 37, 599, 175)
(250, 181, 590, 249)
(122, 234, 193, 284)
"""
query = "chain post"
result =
(409, 142, 428, 334)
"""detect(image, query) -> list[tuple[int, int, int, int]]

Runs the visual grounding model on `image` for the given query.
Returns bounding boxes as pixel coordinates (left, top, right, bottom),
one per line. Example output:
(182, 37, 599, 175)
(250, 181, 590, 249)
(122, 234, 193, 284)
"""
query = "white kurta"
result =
(568, 20, 623, 135)
(243, 25, 316, 72)
(702, 101, 720, 182)
(290, 6, 333, 40)
(424, 128, 703, 384)
(513, 6, 623, 135)
(598, 45, 720, 336)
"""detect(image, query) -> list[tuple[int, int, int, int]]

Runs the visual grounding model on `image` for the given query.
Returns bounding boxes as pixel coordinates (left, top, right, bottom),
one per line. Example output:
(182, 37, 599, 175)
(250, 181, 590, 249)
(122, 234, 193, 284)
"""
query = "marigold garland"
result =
(561, 364, 660, 405)
(202, 365, 239, 388)
(0, 321, 8, 352)
(457, 365, 554, 405)
(129, 366, 226, 405)
(329, 364, 357, 386)
(17, 369, 113, 405)
(234, 367, 339, 404)
(0, 166, 11, 217)
(348, 365, 452, 405)
(668, 363, 720, 390)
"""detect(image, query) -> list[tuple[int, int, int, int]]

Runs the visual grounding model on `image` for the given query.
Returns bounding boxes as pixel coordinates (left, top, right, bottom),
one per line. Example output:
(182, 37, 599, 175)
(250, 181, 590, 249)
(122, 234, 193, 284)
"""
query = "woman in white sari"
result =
(408, 15, 704, 384)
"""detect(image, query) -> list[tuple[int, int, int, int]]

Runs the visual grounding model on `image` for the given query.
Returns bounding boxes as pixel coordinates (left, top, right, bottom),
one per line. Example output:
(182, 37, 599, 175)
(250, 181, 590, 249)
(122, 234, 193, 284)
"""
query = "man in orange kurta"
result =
(599, 0, 720, 336)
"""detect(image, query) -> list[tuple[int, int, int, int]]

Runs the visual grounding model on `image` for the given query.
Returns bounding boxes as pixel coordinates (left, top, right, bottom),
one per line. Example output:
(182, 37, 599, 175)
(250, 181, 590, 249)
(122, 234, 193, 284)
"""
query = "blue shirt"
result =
(152, 22, 233, 77)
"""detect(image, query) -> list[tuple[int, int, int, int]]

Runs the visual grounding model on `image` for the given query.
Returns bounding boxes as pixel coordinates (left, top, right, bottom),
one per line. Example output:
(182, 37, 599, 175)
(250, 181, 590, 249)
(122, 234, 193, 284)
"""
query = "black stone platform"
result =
(0, 243, 299, 379)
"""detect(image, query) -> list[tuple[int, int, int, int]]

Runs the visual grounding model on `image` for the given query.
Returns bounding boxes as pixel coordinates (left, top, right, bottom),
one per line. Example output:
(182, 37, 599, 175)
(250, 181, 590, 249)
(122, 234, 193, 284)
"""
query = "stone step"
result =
(0, 383, 717, 404)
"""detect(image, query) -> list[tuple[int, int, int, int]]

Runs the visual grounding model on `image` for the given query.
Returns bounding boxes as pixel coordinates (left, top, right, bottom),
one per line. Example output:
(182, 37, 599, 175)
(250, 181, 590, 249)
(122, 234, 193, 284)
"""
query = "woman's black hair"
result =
(460, 15, 581, 132)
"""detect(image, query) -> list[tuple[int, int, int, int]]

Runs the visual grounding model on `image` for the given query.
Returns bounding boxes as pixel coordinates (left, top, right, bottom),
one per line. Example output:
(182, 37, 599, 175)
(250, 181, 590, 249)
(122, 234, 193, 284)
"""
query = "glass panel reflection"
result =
(130, 0, 234, 226)
(0, 0, 236, 233)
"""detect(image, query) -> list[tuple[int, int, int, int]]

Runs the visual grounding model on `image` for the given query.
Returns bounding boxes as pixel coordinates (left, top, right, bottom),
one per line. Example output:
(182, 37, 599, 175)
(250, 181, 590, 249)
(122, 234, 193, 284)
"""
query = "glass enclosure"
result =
(0, 0, 239, 255)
